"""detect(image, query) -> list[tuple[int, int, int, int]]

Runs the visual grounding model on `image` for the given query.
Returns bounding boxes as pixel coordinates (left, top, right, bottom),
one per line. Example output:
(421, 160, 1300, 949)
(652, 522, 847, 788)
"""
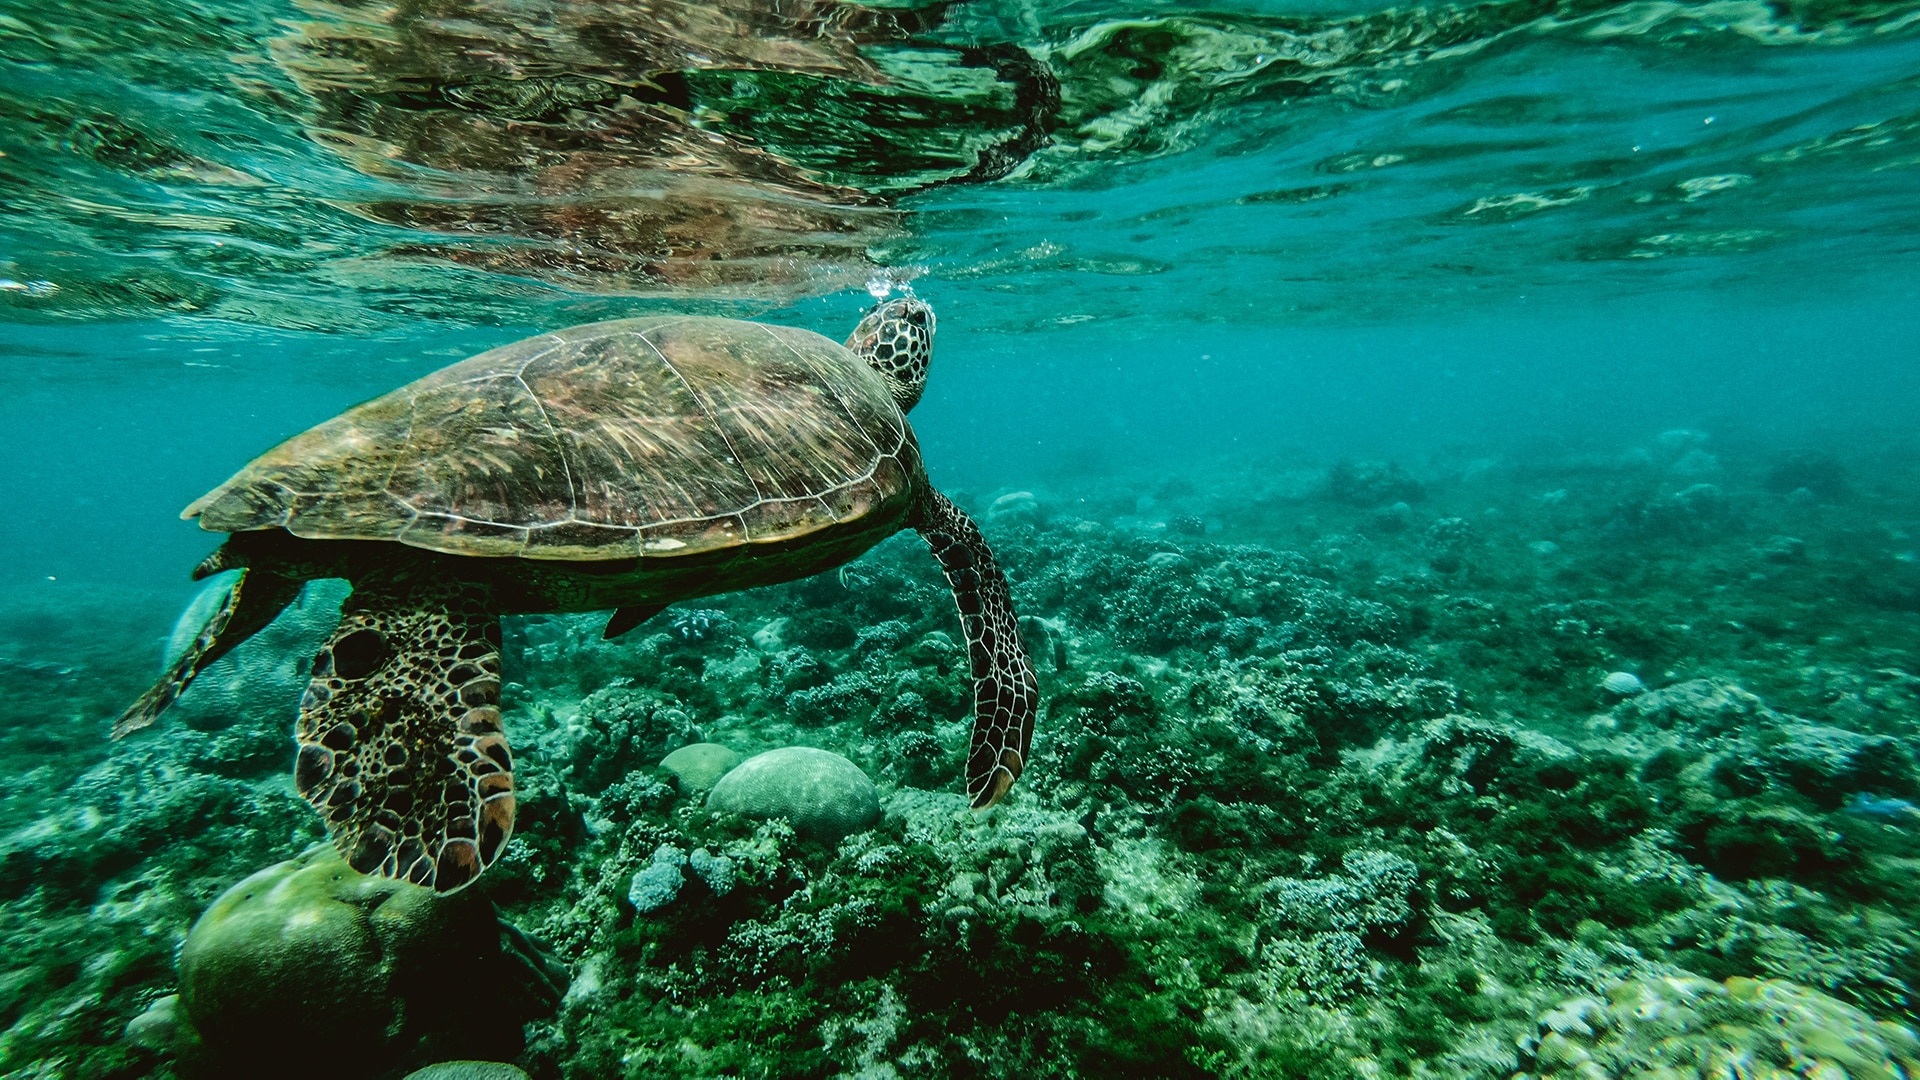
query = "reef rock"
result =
(1517, 974, 1920, 1078)
(707, 747, 881, 844)
(1758, 722, 1918, 808)
(174, 845, 549, 1078)
(556, 682, 701, 793)
(1326, 460, 1424, 507)
(1613, 678, 1774, 735)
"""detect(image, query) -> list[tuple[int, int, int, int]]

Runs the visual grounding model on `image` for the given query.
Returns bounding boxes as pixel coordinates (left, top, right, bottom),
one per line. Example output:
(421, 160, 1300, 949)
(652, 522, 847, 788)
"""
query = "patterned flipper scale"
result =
(294, 578, 512, 894)
(915, 490, 1038, 808)
(111, 568, 300, 740)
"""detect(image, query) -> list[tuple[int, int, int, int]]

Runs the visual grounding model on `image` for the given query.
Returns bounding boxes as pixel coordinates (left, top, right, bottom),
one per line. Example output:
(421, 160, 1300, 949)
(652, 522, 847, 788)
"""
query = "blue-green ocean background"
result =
(4, 0, 1918, 596)
(5, 0, 1920, 1075)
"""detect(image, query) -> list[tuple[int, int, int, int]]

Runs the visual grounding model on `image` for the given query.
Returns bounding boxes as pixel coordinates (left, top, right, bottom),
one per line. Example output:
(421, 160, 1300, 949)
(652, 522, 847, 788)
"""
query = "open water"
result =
(3, 0, 1920, 1077)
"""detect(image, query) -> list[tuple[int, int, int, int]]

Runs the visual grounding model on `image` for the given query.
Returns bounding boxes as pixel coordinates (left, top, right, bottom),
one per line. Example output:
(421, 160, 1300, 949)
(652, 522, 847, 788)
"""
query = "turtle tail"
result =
(111, 565, 300, 740)
(913, 489, 1038, 808)
(294, 574, 513, 894)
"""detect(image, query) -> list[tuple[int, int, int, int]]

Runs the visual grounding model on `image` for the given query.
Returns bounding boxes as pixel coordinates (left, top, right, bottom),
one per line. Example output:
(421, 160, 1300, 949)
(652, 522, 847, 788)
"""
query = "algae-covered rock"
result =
(1516, 974, 1920, 1078)
(660, 742, 743, 793)
(707, 747, 880, 843)
(122, 993, 184, 1053)
(1759, 722, 1918, 808)
(175, 845, 536, 1078)
(1614, 678, 1774, 734)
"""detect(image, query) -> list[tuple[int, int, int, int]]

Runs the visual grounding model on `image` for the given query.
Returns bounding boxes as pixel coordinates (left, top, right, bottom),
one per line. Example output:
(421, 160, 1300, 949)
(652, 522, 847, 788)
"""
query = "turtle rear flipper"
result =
(296, 577, 512, 894)
(915, 490, 1038, 809)
(112, 567, 301, 740)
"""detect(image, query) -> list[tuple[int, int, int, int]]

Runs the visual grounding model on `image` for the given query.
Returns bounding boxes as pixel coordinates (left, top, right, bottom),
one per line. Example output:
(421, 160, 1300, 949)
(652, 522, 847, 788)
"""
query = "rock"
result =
(1759, 723, 1918, 808)
(1517, 975, 1920, 1079)
(1652, 428, 1709, 457)
(1614, 678, 1772, 734)
(660, 743, 742, 793)
(123, 993, 183, 1053)
(1669, 448, 1721, 480)
(1326, 460, 1423, 507)
(707, 747, 881, 844)
(174, 845, 537, 1078)
(1637, 483, 1728, 535)
(1756, 534, 1808, 563)
(1765, 454, 1848, 499)
(751, 616, 790, 652)
(1599, 671, 1644, 696)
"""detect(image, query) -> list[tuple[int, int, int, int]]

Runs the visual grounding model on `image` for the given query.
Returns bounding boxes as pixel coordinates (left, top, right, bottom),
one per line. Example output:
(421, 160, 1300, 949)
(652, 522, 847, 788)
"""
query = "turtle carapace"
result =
(113, 297, 1037, 894)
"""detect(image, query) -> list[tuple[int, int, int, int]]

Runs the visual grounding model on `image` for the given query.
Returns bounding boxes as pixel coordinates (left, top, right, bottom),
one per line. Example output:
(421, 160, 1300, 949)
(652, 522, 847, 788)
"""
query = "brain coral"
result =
(174, 845, 535, 1077)
(402, 1064, 530, 1080)
(1516, 974, 1920, 1079)
(707, 746, 881, 844)
(660, 742, 743, 793)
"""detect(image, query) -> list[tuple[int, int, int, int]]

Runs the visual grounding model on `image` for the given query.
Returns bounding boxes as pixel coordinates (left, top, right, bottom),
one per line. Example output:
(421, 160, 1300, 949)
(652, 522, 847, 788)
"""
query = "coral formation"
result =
(658, 742, 742, 793)
(706, 746, 882, 843)
(3, 429, 1920, 1077)
(173, 845, 556, 1077)
(1516, 975, 1920, 1078)
(403, 1064, 531, 1080)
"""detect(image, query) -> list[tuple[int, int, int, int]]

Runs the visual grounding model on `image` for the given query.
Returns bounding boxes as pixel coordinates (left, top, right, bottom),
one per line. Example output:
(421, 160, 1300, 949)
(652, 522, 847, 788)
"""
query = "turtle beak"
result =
(891, 297, 934, 337)
(863, 296, 934, 335)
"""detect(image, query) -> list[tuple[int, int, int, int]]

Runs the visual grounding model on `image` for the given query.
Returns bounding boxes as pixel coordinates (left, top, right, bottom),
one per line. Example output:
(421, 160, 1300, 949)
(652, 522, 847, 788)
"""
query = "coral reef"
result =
(2, 429, 1919, 1077)
(1517, 975, 1920, 1078)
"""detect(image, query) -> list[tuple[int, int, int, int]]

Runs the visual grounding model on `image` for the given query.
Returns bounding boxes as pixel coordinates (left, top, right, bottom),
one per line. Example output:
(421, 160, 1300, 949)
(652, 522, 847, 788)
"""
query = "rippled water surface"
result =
(6, 0, 1919, 330)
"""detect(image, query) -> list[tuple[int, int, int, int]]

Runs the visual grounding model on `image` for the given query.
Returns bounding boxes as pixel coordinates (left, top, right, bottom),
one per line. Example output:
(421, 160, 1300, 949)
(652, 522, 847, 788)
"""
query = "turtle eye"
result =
(329, 628, 393, 680)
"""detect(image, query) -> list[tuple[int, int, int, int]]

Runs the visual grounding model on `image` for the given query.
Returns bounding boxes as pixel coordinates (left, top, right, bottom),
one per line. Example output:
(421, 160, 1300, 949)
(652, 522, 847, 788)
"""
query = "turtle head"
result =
(846, 296, 934, 412)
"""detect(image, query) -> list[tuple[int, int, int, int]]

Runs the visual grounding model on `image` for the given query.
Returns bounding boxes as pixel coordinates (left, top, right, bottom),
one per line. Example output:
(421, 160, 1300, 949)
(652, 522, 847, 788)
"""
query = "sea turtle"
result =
(113, 296, 1037, 893)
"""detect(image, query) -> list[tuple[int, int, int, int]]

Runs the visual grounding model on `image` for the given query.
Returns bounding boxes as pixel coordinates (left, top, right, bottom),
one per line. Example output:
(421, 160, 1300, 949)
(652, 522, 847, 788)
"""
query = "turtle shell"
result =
(184, 317, 923, 561)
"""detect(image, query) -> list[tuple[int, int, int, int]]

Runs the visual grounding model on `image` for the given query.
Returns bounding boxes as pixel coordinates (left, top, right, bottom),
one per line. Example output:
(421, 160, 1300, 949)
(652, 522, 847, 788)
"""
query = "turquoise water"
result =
(4, 0, 1920, 1076)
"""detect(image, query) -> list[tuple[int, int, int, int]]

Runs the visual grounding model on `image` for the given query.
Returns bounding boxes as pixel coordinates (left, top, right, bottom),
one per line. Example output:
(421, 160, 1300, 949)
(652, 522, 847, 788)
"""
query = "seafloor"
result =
(3, 430, 1920, 1079)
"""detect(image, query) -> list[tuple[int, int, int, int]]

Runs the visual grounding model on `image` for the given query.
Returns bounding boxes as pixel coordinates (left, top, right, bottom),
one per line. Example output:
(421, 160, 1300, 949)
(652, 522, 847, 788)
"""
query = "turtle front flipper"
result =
(914, 490, 1038, 808)
(295, 577, 512, 894)
(112, 567, 301, 740)
(603, 603, 666, 640)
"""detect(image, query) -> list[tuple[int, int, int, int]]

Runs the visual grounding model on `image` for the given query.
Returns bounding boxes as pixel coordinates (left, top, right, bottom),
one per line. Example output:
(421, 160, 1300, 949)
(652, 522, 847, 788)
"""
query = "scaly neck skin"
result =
(846, 296, 935, 412)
